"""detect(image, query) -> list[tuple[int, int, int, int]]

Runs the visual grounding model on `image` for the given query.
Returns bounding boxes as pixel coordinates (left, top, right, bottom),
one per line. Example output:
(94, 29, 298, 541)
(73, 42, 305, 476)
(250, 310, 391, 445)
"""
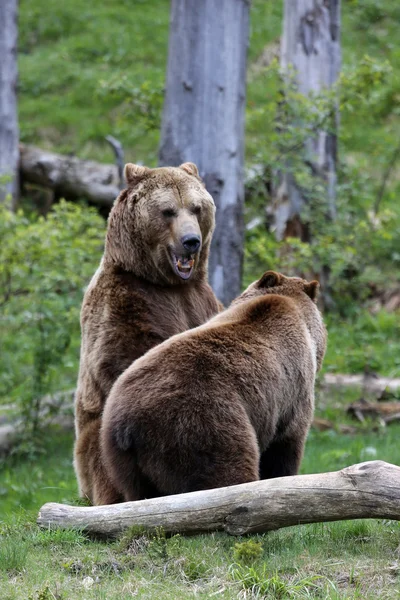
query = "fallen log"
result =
(323, 374, 400, 393)
(37, 460, 400, 537)
(0, 389, 74, 454)
(19, 144, 120, 208)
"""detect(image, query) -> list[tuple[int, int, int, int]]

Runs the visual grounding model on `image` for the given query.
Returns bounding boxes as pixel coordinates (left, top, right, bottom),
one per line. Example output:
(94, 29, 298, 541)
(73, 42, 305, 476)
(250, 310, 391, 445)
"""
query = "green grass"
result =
(324, 309, 400, 377)
(2, 387, 400, 598)
(0, 431, 76, 514)
(19, 0, 169, 164)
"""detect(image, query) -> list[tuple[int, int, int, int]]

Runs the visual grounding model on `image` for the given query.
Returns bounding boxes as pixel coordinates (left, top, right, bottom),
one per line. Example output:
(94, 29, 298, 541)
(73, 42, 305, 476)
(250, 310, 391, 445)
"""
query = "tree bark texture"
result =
(19, 144, 120, 208)
(273, 0, 341, 240)
(38, 461, 400, 537)
(159, 0, 250, 306)
(0, 0, 19, 208)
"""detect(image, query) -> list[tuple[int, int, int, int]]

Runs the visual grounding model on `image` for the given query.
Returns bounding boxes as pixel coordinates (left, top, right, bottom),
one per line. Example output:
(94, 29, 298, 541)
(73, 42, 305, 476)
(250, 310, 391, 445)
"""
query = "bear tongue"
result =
(177, 256, 195, 271)
(173, 254, 195, 279)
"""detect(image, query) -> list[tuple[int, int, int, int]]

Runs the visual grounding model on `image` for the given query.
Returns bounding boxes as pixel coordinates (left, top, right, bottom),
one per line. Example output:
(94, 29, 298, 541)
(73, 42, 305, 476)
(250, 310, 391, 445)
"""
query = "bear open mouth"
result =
(171, 253, 195, 280)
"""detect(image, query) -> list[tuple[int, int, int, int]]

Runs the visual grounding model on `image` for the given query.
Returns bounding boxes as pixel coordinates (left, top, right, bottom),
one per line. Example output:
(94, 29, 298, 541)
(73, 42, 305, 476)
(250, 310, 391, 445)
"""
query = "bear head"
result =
(104, 162, 215, 285)
(233, 271, 326, 370)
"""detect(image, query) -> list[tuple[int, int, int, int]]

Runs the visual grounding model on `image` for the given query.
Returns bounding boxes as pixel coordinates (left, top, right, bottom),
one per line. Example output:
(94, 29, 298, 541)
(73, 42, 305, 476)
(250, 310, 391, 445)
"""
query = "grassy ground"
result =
(2, 386, 400, 599)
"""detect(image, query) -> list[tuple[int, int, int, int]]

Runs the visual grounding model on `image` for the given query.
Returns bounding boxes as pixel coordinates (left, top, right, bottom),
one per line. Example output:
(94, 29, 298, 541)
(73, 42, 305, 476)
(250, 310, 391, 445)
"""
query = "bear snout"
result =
(181, 233, 201, 254)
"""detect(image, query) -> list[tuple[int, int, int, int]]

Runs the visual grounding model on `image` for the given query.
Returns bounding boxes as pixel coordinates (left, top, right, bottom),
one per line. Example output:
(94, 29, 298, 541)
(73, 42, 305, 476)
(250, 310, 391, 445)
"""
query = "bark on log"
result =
(0, 0, 19, 207)
(19, 144, 120, 208)
(159, 0, 250, 306)
(37, 461, 400, 537)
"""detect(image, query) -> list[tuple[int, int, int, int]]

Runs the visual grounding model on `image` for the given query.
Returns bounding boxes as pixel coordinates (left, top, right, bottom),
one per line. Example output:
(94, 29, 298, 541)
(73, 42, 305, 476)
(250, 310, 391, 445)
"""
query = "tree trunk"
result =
(272, 0, 341, 241)
(159, 0, 250, 306)
(37, 461, 400, 537)
(0, 0, 19, 208)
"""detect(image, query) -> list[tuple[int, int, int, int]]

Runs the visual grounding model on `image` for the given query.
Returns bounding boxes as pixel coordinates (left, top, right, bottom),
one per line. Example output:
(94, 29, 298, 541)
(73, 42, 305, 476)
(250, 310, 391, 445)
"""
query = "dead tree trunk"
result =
(0, 0, 19, 208)
(159, 0, 250, 306)
(38, 461, 400, 537)
(272, 0, 341, 241)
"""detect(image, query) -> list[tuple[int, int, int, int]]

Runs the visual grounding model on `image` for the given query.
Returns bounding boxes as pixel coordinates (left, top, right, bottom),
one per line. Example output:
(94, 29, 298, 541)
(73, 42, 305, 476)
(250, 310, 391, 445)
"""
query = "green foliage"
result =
(0, 202, 105, 450)
(244, 53, 400, 327)
(99, 77, 164, 132)
(0, 431, 77, 512)
(325, 309, 400, 375)
(233, 539, 263, 565)
(18, 0, 169, 164)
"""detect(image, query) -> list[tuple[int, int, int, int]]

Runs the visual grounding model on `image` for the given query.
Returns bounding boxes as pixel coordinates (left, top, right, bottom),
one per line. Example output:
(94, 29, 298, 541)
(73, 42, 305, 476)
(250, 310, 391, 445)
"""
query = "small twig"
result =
(105, 136, 125, 189)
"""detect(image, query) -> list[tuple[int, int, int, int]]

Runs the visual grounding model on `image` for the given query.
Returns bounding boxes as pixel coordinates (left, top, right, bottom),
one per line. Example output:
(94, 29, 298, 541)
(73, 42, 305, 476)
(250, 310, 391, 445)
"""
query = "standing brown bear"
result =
(101, 271, 327, 502)
(74, 162, 220, 505)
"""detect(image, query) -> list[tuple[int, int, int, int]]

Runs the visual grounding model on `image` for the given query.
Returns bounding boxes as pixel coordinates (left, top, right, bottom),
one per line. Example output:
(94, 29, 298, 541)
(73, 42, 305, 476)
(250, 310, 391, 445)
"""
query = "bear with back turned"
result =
(100, 271, 327, 502)
(74, 162, 220, 505)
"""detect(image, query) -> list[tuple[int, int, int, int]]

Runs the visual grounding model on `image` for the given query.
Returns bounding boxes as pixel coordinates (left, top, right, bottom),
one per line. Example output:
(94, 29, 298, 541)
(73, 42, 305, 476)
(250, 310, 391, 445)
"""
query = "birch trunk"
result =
(273, 0, 341, 240)
(38, 461, 400, 537)
(0, 0, 19, 208)
(159, 0, 250, 306)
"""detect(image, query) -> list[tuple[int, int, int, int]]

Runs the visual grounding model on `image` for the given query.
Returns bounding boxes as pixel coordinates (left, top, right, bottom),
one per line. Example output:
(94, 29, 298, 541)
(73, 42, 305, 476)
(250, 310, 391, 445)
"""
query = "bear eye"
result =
(191, 205, 201, 216)
(162, 208, 176, 218)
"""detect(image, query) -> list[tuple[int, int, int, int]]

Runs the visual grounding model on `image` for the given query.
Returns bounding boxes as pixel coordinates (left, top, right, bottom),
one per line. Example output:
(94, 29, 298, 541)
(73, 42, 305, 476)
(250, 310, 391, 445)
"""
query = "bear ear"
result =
(256, 271, 282, 289)
(124, 163, 150, 187)
(179, 162, 200, 177)
(304, 280, 320, 302)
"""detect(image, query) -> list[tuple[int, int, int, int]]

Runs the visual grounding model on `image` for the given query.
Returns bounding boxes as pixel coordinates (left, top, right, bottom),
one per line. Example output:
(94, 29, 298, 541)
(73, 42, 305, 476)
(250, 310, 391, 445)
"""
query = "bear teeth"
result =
(177, 257, 195, 271)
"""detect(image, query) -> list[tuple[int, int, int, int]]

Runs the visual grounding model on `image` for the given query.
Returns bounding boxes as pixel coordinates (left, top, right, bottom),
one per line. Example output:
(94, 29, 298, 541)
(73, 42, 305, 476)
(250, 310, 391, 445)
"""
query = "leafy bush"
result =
(0, 202, 105, 448)
(244, 55, 400, 316)
(99, 76, 164, 132)
(233, 539, 263, 565)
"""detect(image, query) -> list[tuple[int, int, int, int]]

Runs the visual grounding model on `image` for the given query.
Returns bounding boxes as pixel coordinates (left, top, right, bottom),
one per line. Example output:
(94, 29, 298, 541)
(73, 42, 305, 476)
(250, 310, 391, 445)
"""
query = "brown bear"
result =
(100, 271, 327, 502)
(74, 162, 221, 505)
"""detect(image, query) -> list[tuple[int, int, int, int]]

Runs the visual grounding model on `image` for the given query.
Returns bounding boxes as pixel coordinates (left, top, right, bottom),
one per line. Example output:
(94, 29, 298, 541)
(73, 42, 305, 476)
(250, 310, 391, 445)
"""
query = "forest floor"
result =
(2, 386, 400, 600)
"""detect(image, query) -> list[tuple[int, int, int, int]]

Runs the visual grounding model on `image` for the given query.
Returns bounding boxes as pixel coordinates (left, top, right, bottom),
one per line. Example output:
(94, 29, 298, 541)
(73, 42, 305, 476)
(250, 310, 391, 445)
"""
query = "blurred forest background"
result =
(1, 0, 400, 496)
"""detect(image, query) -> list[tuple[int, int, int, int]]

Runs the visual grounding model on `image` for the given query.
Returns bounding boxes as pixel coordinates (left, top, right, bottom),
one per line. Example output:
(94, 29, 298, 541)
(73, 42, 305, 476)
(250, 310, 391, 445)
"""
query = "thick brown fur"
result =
(74, 163, 220, 505)
(100, 272, 327, 502)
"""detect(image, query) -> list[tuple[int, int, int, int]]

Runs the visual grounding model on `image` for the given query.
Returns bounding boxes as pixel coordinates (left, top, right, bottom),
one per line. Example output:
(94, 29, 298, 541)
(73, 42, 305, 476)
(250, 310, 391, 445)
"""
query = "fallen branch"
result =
(37, 460, 400, 537)
(311, 417, 357, 434)
(347, 399, 400, 424)
(323, 374, 400, 393)
(19, 144, 120, 208)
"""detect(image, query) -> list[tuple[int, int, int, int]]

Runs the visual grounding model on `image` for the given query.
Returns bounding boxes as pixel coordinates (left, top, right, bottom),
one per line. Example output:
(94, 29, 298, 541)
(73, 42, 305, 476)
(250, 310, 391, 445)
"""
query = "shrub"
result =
(0, 201, 105, 451)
